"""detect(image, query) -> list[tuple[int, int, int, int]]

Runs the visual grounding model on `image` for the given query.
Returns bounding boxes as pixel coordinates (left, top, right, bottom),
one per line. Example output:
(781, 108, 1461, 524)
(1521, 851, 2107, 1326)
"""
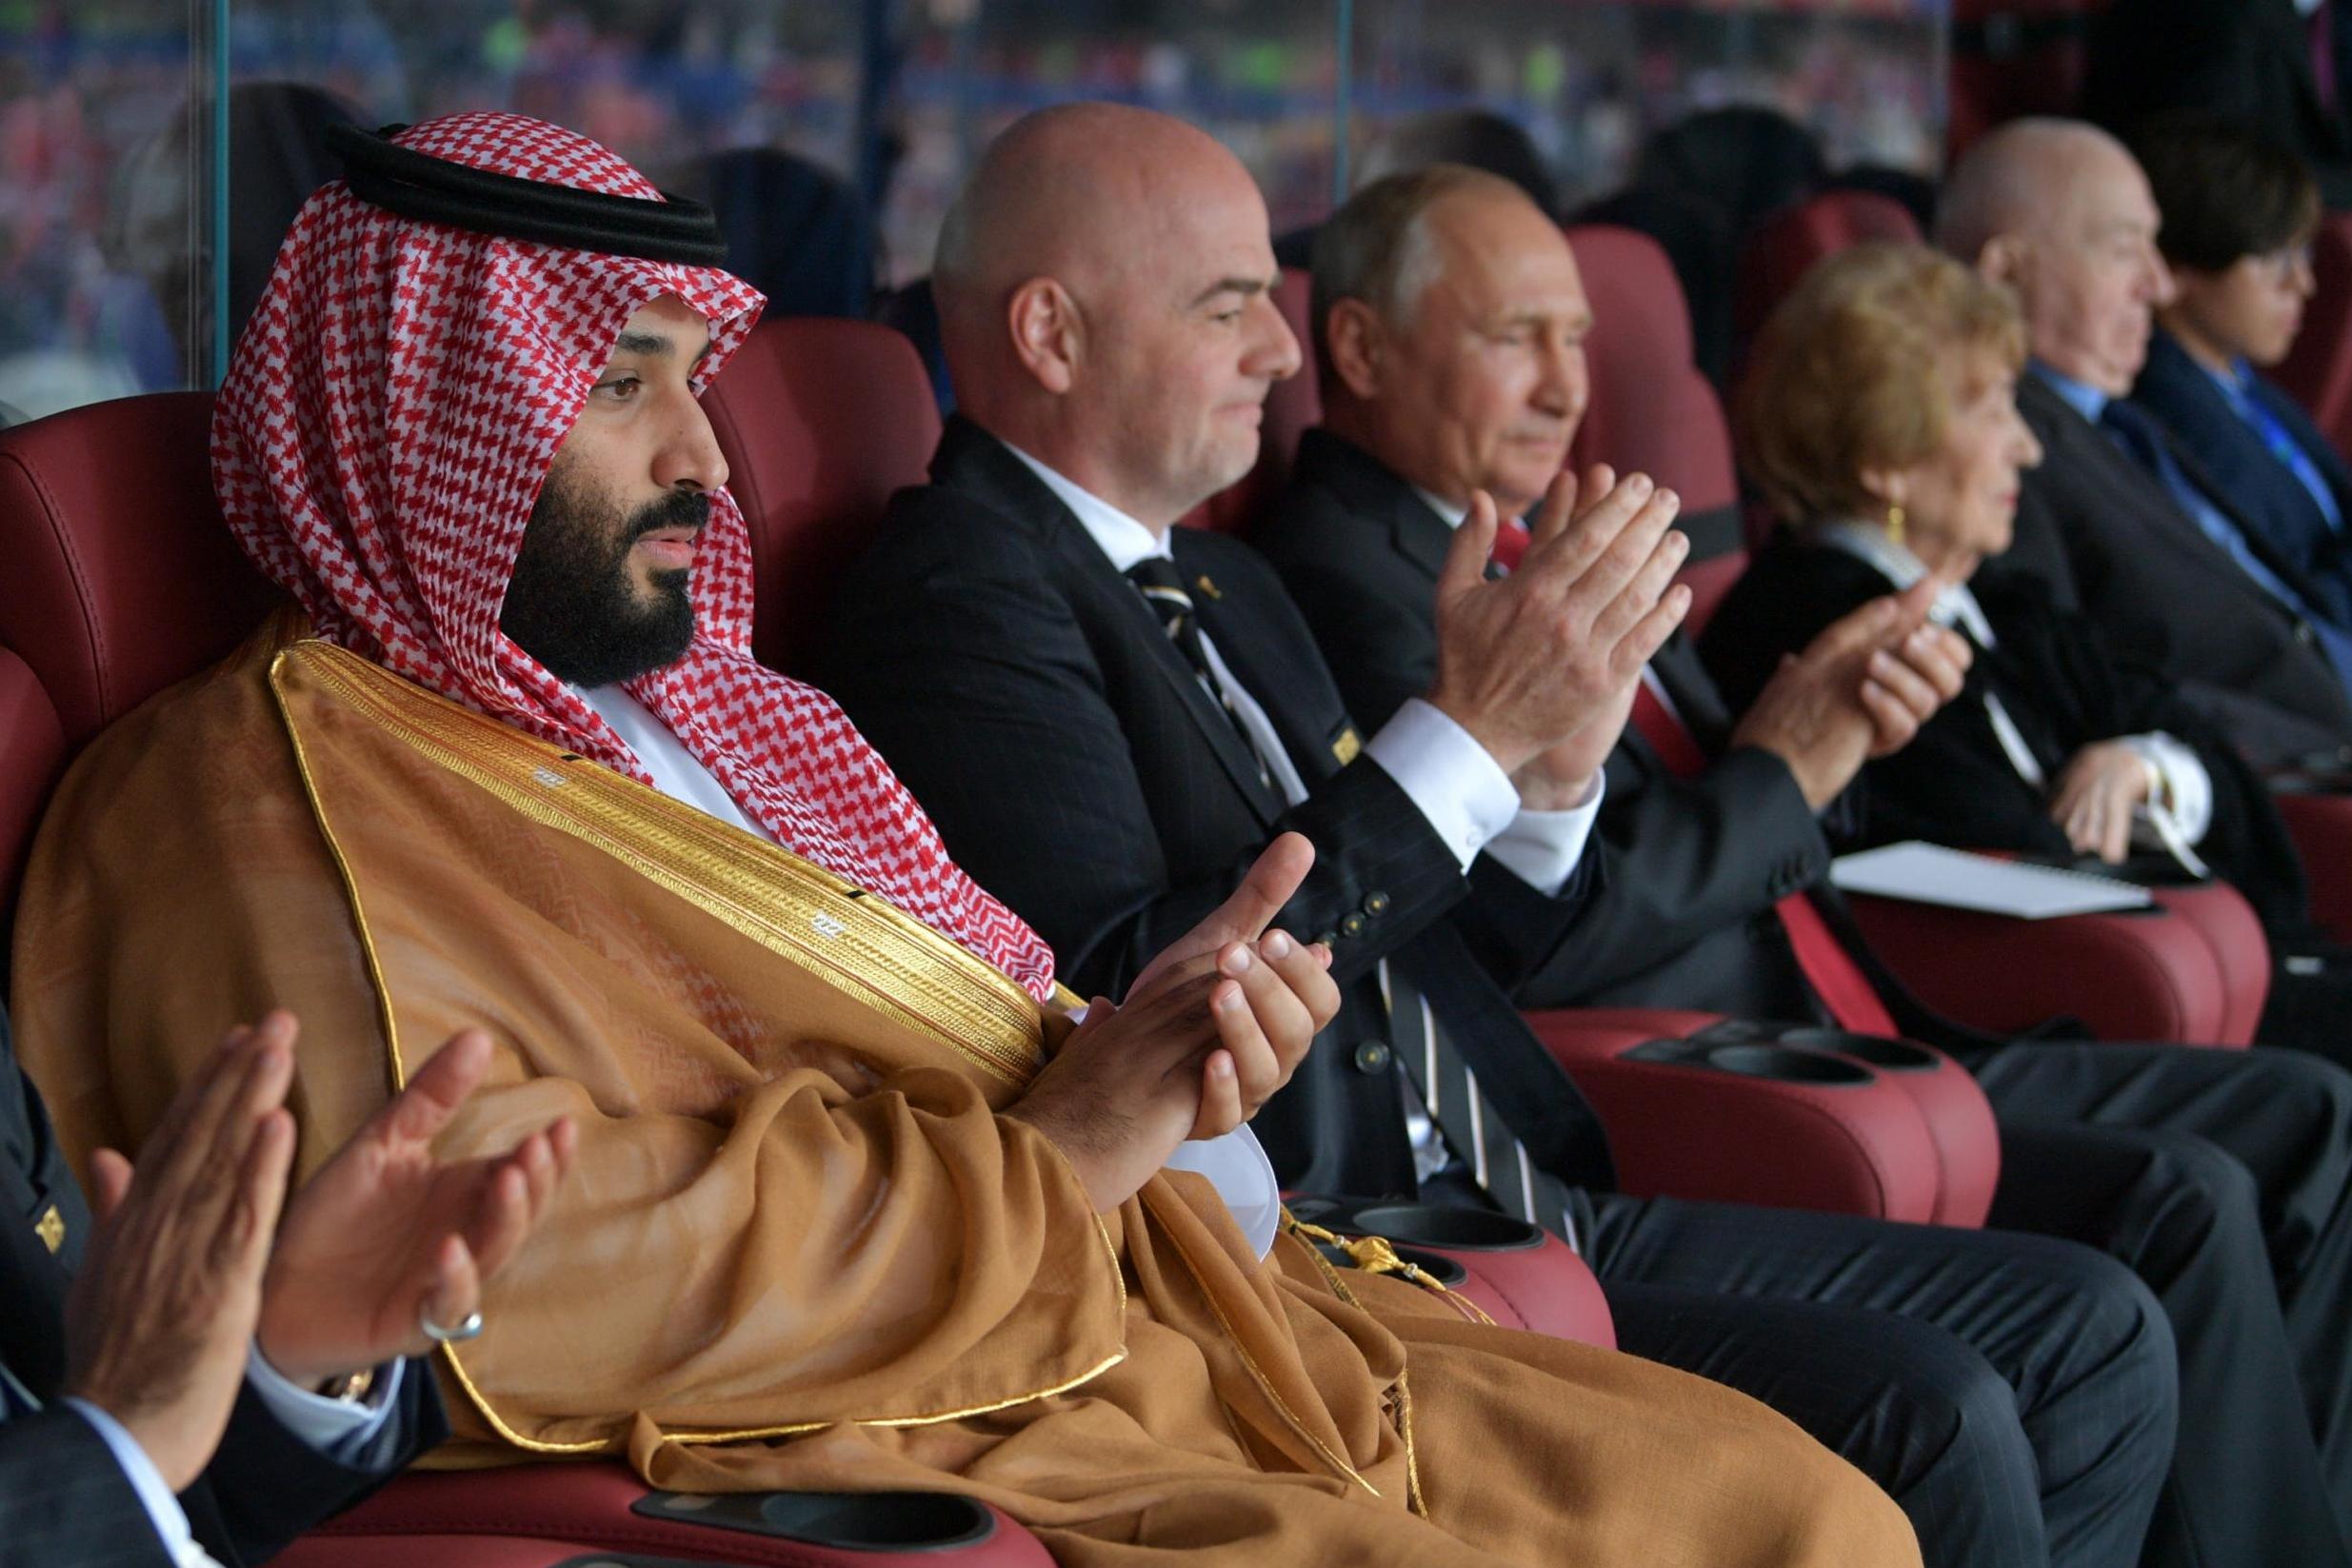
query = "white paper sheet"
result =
(1828, 841, 2156, 920)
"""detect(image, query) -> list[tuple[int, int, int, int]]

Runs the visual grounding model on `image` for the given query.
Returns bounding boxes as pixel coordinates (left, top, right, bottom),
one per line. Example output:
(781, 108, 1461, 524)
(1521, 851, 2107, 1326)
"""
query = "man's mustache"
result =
(628, 489, 711, 542)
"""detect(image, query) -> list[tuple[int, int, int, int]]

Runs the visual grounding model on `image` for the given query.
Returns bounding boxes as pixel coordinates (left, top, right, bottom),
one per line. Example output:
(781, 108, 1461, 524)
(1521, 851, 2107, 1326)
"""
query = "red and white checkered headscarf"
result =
(213, 111, 1057, 1000)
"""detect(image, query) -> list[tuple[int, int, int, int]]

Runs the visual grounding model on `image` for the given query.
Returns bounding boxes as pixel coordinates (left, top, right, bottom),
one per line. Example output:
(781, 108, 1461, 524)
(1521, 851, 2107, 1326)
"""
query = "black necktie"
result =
(1126, 558, 1271, 784)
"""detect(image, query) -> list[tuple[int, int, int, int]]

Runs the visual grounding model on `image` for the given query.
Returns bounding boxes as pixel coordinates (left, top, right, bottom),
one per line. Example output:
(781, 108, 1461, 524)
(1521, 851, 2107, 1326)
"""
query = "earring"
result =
(1886, 503, 1906, 546)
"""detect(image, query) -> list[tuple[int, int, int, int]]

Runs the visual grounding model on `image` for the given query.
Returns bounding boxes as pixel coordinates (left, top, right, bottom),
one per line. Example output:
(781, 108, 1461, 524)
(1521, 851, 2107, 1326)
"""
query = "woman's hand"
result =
(2049, 742, 2153, 863)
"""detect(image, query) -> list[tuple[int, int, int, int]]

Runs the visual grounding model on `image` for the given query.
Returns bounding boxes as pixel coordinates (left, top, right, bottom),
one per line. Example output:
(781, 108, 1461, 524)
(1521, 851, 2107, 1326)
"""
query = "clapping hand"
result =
(255, 1020, 575, 1389)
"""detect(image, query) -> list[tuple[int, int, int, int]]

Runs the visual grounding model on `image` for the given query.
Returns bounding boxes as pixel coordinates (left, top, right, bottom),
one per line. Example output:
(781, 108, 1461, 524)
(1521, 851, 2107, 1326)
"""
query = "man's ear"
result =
(1324, 298, 1387, 401)
(1007, 277, 1081, 395)
(1976, 233, 2030, 289)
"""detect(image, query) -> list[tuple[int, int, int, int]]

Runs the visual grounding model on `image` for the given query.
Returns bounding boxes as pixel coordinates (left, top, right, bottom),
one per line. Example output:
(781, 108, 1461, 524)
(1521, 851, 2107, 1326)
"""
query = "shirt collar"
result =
(1002, 441, 1171, 568)
(1412, 485, 1470, 529)
(2030, 358, 2109, 424)
(1814, 519, 1998, 647)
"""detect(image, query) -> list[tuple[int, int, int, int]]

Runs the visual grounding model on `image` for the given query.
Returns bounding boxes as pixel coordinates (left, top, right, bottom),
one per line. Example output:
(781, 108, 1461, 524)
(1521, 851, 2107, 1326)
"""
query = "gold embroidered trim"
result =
(274, 643, 1046, 1086)
(268, 642, 1133, 1455)
(1153, 1202, 1382, 1499)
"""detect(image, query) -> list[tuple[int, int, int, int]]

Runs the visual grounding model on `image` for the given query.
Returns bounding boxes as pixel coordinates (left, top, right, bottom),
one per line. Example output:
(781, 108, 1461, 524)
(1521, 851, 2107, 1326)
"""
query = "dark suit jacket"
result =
(2083, 0, 2352, 209)
(0, 1006, 444, 1567)
(819, 417, 1614, 1199)
(1257, 429, 1982, 1034)
(1700, 535, 2311, 931)
(2001, 368, 2352, 765)
(2130, 328, 2352, 626)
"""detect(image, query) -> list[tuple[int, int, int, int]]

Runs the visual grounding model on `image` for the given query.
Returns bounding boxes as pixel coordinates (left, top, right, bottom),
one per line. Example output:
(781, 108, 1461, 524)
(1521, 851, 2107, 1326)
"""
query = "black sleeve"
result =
(188, 1359, 447, 1565)
(0, 1407, 173, 1567)
(1262, 546, 1439, 739)
(1502, 743, 1828, 1006)
(822, 513, 1475, 999)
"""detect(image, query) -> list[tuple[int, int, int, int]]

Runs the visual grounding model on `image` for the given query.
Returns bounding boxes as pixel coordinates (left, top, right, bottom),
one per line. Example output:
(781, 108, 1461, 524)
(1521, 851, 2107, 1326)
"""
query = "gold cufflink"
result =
(1332, 727, 1363, 764)
(34, 1204, 64, 1255)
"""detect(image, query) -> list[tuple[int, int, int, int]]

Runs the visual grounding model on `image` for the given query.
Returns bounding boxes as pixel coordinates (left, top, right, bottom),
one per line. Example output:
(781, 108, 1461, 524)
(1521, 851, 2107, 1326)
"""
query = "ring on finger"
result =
(420, 1306, 486, 1344)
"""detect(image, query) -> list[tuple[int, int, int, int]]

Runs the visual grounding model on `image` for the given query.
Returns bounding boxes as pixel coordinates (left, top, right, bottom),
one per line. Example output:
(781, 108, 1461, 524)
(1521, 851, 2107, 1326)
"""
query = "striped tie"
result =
(1126, 558, 1271, 785)
(1382, 959, 1580, 1250)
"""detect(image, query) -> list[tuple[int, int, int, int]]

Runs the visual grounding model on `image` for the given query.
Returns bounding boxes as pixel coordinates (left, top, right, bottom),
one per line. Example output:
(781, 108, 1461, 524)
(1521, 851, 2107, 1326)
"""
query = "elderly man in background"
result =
(8, 110, 1920, 1567)
(1258, 163, 2352, 1566)
(823, 102, 2182, 1568)
(1938, 116, 2352, 766)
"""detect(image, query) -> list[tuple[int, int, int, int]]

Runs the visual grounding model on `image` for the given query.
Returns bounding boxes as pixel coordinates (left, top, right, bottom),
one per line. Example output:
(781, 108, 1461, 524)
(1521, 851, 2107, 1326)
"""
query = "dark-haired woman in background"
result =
(2126, 115, 2352, 629)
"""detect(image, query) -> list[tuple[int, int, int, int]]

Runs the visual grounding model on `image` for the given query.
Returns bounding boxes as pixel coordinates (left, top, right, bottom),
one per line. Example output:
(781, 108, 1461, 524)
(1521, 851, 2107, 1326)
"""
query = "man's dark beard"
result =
(500, 472, 707, 687)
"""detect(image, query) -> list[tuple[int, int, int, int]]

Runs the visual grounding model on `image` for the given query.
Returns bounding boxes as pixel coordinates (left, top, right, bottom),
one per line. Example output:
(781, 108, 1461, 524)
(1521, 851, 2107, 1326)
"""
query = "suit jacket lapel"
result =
(927, 423, 1291, 825)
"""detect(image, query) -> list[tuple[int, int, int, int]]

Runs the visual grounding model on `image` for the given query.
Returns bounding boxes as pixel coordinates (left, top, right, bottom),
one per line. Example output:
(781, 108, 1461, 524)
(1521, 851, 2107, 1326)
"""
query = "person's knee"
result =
(2024, 1243, 2180, 1447)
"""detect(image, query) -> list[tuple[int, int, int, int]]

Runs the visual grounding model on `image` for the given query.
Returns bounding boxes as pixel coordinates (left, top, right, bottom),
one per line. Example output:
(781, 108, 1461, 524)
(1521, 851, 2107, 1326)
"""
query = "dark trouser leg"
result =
(1586, 1192, 2176, 1568)
(1972, 1040, 2352, 1523)
(1989, 1119, 2349, 1567)
(1604, 1281, 2048, 1568)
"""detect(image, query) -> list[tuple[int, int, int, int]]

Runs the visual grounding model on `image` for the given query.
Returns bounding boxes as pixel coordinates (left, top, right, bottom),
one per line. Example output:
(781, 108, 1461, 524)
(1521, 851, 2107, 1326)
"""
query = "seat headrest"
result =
(1565, 225, 1739, 525)
(0, 391, 280, 749)
(701, 316, 943, 677)
(1737, 189, 1923, 345)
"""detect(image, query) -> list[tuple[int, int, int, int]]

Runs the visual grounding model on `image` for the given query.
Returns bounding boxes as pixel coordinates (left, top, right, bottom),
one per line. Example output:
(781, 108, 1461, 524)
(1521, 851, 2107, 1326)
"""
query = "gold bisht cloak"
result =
(11, 625, 1919, 1568)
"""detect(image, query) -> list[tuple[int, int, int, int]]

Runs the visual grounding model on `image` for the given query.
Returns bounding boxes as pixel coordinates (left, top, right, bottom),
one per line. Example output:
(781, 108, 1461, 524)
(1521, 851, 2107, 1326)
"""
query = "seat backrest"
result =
(1186, 268, 1319, 537)
(701, 317, 944, 678)
(1735, 189, 1923, 347)
(1565, 224, 1745, 574)
(0, 645, 66, 947)
(0, 390, 280, 751)
(2274, 212, 2352, 462)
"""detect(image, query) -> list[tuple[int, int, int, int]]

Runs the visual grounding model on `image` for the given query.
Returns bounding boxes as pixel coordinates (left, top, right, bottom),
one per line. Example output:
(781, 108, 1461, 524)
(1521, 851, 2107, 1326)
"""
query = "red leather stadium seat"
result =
(0, 391, 281, 748)
(1564, 224, 1749, 586)
(1735, 189, 1923, 347)
(2274, 214, 2352, 464)
(0, 391, 1056, 1565)
(0, 646, 63, 944)
(700, 318, 944, 678)
(276, 1464, 1053, 1568)
(1525, 1009, 1999, 1228)
(1844, 883, 2260, 1046)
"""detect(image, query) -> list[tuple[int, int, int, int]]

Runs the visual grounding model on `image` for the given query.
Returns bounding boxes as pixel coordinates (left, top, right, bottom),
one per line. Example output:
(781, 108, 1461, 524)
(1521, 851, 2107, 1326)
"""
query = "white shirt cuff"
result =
(2120, 732, 2213, 845)
(60, 1398, 212, 1567)
(1483, 771, 1606, 896)
(246, 1340, 405, 1457)
(1364, 699, 1523, 873)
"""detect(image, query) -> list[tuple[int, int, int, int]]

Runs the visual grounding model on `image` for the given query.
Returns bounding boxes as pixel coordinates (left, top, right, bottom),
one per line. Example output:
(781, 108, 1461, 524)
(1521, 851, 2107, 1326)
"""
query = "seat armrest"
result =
(1523, 1009, 1954, 1224)
(295, 1463, 1055, 1567)
(1842, 892, 2239, 1043)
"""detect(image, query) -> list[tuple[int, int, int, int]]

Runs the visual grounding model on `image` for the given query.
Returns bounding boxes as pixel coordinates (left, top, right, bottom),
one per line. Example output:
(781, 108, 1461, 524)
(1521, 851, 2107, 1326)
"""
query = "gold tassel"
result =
(1283, 1215, 1498, 1328)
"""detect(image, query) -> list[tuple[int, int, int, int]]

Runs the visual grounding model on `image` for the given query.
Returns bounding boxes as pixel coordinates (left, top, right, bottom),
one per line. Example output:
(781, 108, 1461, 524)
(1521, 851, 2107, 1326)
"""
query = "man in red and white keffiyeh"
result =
(208, 109, 1335, 1219)
(211, 110, 1068, 1001)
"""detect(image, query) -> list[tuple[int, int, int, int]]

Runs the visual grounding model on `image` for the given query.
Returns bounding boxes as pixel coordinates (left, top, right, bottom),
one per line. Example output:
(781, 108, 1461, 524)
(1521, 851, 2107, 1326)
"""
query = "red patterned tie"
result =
(1488, 519, 1534, 573)
(1628, 683, 1900, 1035)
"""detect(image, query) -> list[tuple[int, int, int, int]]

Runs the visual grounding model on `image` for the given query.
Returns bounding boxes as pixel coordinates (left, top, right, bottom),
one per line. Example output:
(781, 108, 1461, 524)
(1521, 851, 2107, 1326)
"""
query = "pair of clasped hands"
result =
(1010, 467, 1976, 1217)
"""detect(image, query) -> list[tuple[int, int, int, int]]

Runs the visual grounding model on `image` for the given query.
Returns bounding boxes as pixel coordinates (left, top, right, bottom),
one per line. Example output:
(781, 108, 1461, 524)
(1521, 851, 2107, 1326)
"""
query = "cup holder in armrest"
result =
(1703, 1044, 1874, 1085)
(1341, 1202, 1545, 1251)
(1775, 1029, 1943, 1072)
(634, 1489, 997, 1550)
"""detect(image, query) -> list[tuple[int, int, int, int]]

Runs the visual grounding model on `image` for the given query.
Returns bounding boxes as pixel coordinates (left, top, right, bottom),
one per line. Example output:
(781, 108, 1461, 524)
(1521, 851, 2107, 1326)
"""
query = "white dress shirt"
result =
(62, 1349, 404, 1568)
(574, 682, 1285, 1257)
